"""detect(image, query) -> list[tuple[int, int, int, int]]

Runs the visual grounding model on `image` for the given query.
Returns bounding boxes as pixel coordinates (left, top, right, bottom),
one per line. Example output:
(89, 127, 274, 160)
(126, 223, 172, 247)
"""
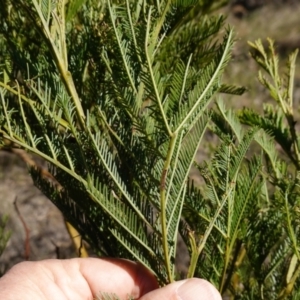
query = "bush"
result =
(0, 1, 299, 298)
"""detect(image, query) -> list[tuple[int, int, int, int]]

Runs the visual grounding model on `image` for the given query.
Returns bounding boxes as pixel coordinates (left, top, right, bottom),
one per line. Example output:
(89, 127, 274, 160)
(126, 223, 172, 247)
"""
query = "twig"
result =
(13, 198, 30, 260)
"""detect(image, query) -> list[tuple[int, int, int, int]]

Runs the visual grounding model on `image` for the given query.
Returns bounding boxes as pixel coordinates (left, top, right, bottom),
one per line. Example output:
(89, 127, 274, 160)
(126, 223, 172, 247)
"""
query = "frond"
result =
(30, 166, 115, 256)
(238, 106, 292, 152)
(254, 129, 283, 180)
(171, 29, 234, 132)
(158, 14, 226, 70)
(229, 156, 263, 249)
(218, 83, 246, 96)
(164, 114, 209, 276)
(229, 129, 257, 180)
(213, 98, 244, 142)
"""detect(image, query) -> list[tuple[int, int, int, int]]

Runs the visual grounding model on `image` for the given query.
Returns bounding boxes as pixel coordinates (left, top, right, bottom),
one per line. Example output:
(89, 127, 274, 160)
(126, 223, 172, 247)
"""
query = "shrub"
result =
(0, 1, 299, 298)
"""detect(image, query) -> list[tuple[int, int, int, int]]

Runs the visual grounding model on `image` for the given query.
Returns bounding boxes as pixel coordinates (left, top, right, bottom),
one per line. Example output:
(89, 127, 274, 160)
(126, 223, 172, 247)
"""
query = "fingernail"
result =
(176, 279, 222, 300)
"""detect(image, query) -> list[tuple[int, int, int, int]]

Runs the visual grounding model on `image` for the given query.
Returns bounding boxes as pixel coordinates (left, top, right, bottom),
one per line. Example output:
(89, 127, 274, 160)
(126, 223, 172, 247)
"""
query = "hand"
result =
(0, 258, 221, 300)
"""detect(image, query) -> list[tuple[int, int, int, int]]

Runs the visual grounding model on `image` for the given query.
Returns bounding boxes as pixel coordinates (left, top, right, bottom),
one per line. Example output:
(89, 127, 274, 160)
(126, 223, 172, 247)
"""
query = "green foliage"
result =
(0, 0, 236, 286)
(0, 1, 299, 299)
(234, 39, 300, 299)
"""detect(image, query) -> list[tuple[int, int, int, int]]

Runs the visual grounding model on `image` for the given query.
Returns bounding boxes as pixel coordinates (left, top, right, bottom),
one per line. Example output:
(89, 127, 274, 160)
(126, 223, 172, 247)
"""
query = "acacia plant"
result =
(0, 0, 299, 299)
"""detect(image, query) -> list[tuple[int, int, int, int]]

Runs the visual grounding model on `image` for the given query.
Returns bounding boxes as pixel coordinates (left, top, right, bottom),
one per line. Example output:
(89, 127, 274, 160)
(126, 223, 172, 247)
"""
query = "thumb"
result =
(139, 278, 222, 300)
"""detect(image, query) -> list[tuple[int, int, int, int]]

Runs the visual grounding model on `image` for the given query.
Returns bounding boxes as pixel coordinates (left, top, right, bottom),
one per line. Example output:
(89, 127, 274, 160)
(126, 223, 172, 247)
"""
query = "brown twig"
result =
(50, 239, 60, 259)
(13, 198, 30, 260)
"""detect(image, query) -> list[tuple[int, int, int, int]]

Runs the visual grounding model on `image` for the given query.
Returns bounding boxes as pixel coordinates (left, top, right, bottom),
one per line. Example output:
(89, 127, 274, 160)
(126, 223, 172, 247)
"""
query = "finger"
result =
(140, 278, 222, 300)
(1, 258, 159, 300)
(77, 258, 159, 299)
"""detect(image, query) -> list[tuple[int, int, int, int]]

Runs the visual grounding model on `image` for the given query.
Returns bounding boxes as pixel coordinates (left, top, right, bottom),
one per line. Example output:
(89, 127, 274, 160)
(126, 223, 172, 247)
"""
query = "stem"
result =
(220, 240, 243, 293)
(31, 0, 85, 129)
(0, 82, 70, 130)
(145, 8, 171, 136)
(1, 134, 84, 185)
(187, 231, 199, 278)
(150, 0, 172, 55)
(108, 1, 137, 94)
(219, 242, 230, 293)
(196, 183, 235, 273)
(186, 167, 237, 279)
(284, 191, 300, 260)
(278, 264, 300, 299)
(160, 133, 177, 283)
(126, 0, 142, 65)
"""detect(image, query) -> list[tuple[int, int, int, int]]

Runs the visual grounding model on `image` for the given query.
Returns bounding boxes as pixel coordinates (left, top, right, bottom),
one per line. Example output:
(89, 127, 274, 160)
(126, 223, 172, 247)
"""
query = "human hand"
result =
(0, 258, 221, 300)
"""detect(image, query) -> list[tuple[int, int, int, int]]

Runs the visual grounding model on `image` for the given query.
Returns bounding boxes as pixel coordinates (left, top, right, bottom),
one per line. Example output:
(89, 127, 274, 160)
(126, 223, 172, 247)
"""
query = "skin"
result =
(0, 258, 222, 300)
